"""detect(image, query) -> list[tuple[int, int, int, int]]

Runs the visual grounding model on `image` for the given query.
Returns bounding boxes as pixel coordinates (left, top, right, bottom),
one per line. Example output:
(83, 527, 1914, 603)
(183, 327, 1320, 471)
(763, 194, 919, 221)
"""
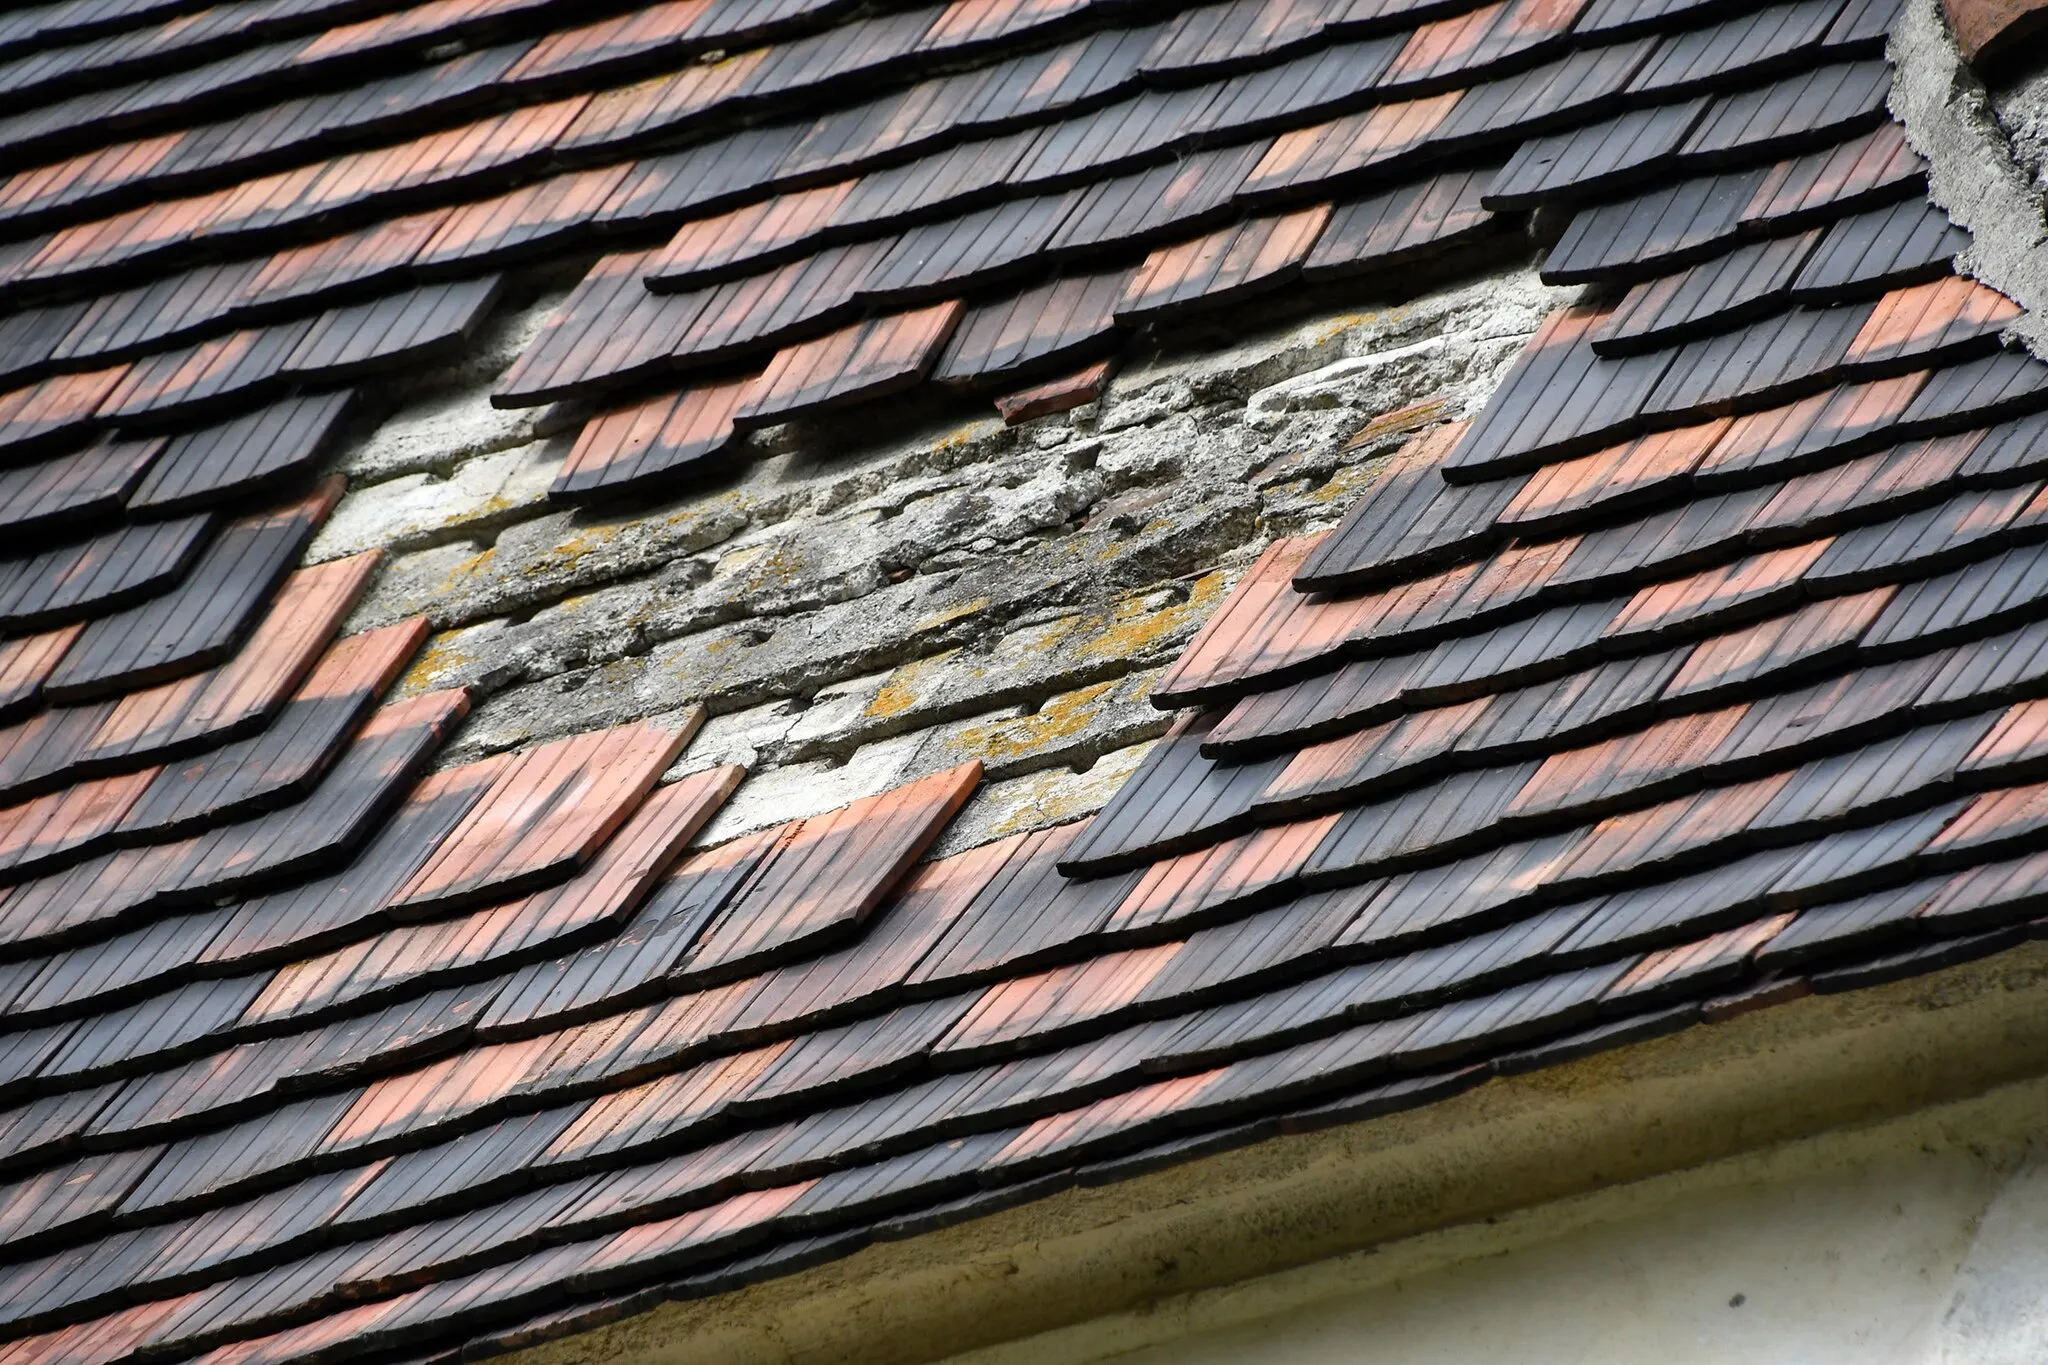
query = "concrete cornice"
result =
(506, 940, 2048, 1365)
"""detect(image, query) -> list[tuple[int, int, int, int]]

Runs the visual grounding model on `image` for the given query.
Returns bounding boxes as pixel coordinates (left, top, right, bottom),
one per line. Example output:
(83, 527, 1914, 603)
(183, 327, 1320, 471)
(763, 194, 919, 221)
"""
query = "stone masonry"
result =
(308, 256, 1565, 852)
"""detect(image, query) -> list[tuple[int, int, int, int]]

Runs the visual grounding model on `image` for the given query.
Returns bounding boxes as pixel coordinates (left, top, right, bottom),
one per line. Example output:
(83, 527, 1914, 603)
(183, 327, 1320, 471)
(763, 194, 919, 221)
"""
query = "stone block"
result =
(309, 440, 564, 563)
(910, 668, 1170, 782)
(927, 739, 1159, 859)
(690, 730, 930, 846)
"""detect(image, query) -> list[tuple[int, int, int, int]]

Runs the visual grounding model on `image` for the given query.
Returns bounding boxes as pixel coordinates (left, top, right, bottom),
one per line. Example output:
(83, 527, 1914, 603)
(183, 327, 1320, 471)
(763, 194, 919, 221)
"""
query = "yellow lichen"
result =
(910, 595, 990, 635)
(1309, 460, 1388, 504)
(952, 679, 1118, 764)
(865, 648, 972, 719)
(399, 631, 475, 697)
(1071, 571, 1230, 664)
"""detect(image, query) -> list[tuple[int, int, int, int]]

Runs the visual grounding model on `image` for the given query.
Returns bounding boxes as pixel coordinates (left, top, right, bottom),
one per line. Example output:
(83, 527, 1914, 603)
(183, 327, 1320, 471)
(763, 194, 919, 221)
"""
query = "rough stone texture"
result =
(309, 440, 566, 562)
(1989, 53, 2048, 189)
(318, 261, 1563, 845)
(1891, 0, 2048, 359)
(333, 283, 575, 485)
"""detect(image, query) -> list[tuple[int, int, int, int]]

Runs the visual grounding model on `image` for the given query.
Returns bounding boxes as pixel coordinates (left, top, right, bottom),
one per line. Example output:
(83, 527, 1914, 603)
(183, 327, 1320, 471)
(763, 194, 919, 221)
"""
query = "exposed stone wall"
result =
(308, 260, 1564, 847)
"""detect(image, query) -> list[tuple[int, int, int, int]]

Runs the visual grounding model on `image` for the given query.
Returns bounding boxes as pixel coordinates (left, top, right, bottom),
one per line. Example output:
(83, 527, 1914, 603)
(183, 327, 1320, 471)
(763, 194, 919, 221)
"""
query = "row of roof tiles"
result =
(8, 0, 2048, 1358)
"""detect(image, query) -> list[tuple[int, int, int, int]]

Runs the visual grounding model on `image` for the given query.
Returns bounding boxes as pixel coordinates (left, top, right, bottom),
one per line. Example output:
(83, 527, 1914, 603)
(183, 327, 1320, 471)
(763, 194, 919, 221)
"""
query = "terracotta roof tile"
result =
(130, 391, 355, 515)
(737, 300, 964, 424)
(864, 191, 1086, 302)
(1624, 0, 1846, 97)
(0, 512, 211, 634)
(1433, 37, 1653, 143)
(76, 550, 381, 773)
(40, 478, 341, 704)
(683, 761, 980, 978)
(643, 181, 854, 292)
(10, 0, 2048, 1350)
(1485, 96, 1711, 210)
(281, 275, 503, 383)
(1841, 276, 2020, 367)
(1678, 57, 1891, 163)
(993, 358, 1114, 423)
(0, 688, 469, 953)
(908, 822, 1142, 986)
(1442, 305, 1673, 475)
(112, 618, 428, 844)
(472, 860, 762, 1043)
(1592, 229, 1820, 355)
(1792, 197, 1966, 300)
(552, 377, 750, 502)
(1541, 167, 1763, 284)
(0, 436, 160, 537)
(933, 269, 1127, 383)
(391, 721, 695, 918)
(1243, 89, 1461, 195)
(1302, 166, 1496, 278)
(1116, 205, 1331, 320)
(1740, 117, 1924, 225)
(0, 627, 81, 724)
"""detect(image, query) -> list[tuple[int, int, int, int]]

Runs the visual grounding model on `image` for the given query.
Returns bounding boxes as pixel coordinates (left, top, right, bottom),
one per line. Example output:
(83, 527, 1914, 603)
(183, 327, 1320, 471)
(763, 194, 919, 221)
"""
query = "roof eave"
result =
(504, 935, 2048, 1365)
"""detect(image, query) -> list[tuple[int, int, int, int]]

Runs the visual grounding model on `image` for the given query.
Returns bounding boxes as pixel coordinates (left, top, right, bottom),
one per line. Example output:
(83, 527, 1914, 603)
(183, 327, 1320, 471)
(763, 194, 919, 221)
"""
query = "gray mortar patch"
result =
(1889, 0, 2048, 357)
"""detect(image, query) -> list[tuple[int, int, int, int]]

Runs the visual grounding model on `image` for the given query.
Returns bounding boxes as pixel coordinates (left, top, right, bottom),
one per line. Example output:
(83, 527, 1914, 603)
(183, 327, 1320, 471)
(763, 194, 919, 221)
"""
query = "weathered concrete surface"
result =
(1890, 0, 2048, 357)
(1991, 55, 2048, 187)
(320, 260, 1565, 841)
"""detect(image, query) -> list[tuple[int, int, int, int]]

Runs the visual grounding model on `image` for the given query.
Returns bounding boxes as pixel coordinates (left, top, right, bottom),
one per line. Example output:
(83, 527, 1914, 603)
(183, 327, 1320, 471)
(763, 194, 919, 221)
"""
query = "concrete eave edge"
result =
(503, 940, 2048, 1365)
(1889, 0, 2048, 359)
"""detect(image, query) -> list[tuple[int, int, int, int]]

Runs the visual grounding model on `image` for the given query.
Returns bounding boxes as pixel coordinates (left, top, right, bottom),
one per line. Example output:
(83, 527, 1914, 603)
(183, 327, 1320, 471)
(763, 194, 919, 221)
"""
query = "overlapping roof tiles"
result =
(0, 0, 2045, 1360)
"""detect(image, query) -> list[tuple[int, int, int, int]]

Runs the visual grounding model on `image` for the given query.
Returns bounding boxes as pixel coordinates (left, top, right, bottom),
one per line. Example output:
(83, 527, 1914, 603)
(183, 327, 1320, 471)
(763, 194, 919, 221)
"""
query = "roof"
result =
(0, 0, 2046, 1361)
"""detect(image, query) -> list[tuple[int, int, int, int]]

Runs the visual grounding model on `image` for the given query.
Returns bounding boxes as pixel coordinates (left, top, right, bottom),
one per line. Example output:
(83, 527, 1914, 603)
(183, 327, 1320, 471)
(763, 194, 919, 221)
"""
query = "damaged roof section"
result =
(1, 0, 2048, 1361)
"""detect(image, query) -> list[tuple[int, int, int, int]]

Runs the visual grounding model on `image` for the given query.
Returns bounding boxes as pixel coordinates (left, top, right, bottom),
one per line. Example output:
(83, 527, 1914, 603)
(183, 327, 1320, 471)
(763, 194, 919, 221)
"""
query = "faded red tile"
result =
(941, 941, 1183, 1054)
(685, 761, 982, 974)
(993, 1069, 1227, 1166)
(1385, 2, 1507, 82)
(1610, 913, 1795, 998)
(325, 1033, 557, 1150)
(505, 0, 715, 81)
(556, 377, 752, 498)
(1248, 92, 1463, 193)
(995, 358, 1114, 424)
(1107, 813, 1340, 933)
(0, 763, 159, 872)
(1501, 422, 1727, 527)
(1665, 587, 1893, 697)
(1844, 276, 2020, 367)
(1744, 122, 1925, 226)
(644, 181, 853, 287)
(392, 721, 695, 915)
(0, 366, 126, 449)
(1556, 770, 1790, 882)
(1963, 697, 2048, 772)
(0, 623, 80, 719)
(1607, 540, 1832, 640)
(545, 1043, 787, 1161)
(1511, 703, 1749, 817)
(82, 552, 381, 767)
